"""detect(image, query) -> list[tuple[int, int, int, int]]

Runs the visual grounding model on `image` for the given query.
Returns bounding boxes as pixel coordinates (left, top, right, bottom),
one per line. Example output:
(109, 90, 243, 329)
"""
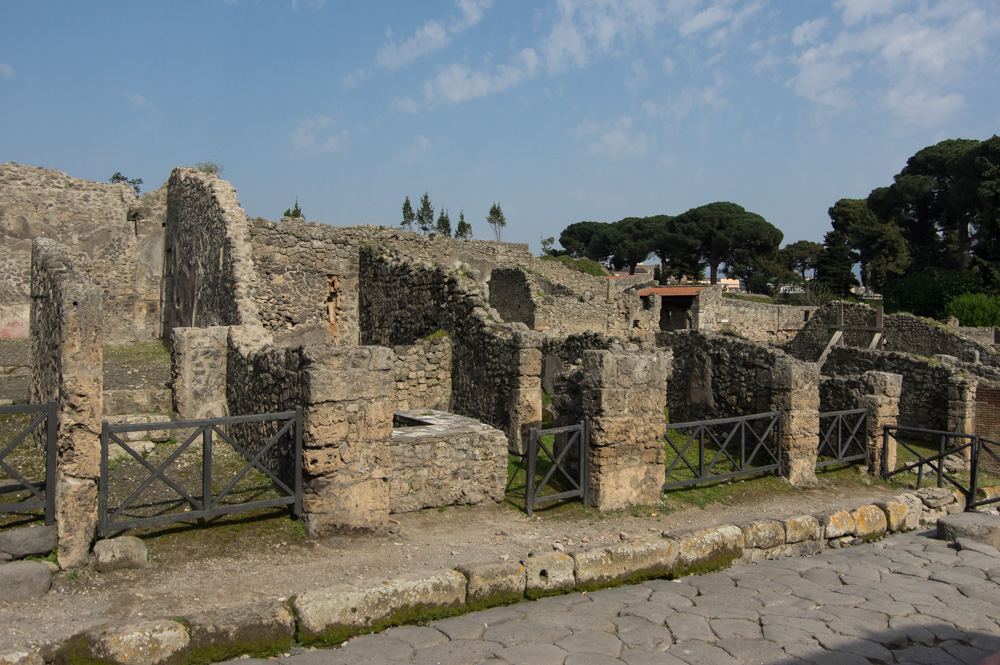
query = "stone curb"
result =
(3, 487, 995, 665)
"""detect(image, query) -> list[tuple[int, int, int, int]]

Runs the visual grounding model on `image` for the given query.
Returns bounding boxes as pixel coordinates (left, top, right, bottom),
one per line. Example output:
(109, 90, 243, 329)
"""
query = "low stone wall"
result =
(392, 334, 452, 412)
(718, 298, 815, 343)
(28, 239, 103, 569)
(958, 326, 997, 345)
(389, 410, 506, 513)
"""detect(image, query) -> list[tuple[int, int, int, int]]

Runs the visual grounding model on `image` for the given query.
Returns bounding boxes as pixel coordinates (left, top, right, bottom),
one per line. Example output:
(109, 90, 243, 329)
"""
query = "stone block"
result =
(294, 570, 466, 644)
(93, 536, 148, 572)
(782, 515, 820, 544)
(186, 600, 295, 664)
(916, 487, 955, 508)
(861, 371, 903, 398)
(816, 510, 856, 539)
(523, 552, 575, 598)
(896, 493, 923, 531)
(588, 463, 664, 511)
(55, 473, 97, 569)
(851, 505, 887, 540)
(739, 520, 785, 550)
(55, 620, 189, 665)
(0, 561, 52, 601)
(573, 539, 678, 588)
(456, 561, 525, 606)
(936, 512, 1000, 550)
(0, 649, 43, 665)
(302, 475, 389, 536)
(0, 525, 57, 560)
(875, 498, 909, 532)
(670, 525, 744, 575)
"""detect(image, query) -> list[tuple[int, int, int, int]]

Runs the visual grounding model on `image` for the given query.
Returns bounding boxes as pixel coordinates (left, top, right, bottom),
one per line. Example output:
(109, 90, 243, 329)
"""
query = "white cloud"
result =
(415, 135, 431, 151)
(290, 0, 326, 10)
(576, 116, 648, 160)
(291, 115, 348, 153)
(679, 5, 730, 37)
(0, 63, 13, 80)
(787, 0, 1000, 125)
(662, 56, 676, 75)
(342, 68, 370, 89)
(377, 21, 449, 71)
(625, 59, 649, 94)
(453, 0, 493, 30)
(792, 17, 827, 46)
(123, 92, 147, 108)
(422, 47, 539, 105)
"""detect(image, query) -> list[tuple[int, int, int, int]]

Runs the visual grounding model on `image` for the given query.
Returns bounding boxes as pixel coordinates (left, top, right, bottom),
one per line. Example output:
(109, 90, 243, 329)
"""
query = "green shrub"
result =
(539, 254, 608, 276)
(943, 292, 1000, 326)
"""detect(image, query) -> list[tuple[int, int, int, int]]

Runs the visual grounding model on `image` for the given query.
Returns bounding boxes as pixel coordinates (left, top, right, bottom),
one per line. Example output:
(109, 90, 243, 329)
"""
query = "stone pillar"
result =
(300, 346, 394, 536)
(170, 326, 230, 420)
(508, 332, 543, 455)
(947, 374, 978, 465)
(29, 239, 103, 569)
(858, 371, 902, 474)
(771, 355, 820, 485)
(582, 349, 668, 510)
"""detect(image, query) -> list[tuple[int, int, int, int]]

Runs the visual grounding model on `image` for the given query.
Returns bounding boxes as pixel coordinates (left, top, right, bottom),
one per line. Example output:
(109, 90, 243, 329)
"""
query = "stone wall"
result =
(582, 349, 668, 510)
(0, 163, 164, 343)
(28, 239, 103, 568)
(958, 326, 997, 345)
(170, 326, 230, 420)
(487, 267, 537, 328)
(163, 167, 260, 335)
(789, 301, 1000, 366)
(392, 334, 452, 412)
(718, 298, 815, 343)
(389, 410, 506, 513)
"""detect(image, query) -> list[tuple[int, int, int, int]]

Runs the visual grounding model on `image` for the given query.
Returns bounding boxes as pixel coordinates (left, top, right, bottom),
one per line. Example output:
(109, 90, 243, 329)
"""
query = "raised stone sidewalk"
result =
(1, 487, 997, 664)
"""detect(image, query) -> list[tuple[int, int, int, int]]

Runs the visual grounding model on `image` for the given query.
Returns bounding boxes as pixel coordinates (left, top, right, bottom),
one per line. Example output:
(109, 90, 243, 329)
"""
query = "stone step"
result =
(103, 413, 174, 442)
(102, 389, 172, 416)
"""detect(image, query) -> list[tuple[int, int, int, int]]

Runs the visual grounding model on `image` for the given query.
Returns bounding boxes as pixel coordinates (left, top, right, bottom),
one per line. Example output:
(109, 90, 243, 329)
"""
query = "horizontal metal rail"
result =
(816, 408, 867, 468)
(664, 411, 781, 490)
(99, 408, 302, 537)
(0, 400, 57, 525)
(508, 419, 589, 516)
(882, 425, 979, 506)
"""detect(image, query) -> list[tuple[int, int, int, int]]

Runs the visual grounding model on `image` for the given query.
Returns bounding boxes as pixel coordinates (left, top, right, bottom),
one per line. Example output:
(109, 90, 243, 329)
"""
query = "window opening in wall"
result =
(641, 295, 653, 310)
(326, 275, 340, 336)
(803, 310, 811, 322)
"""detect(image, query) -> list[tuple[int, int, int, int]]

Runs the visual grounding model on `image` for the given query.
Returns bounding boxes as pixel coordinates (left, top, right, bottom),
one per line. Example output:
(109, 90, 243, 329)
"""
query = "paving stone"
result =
(645, 592, 693, 609)
(678, 601, 759, 621)
(707, 618, 761, 640)
(958, 581, 1000, 605)
(431, 616, 486, 641)
(939, 640, 992, 665)
(474, 607, 527, 627)
(928, 569, 986, 585)
(562, 654, 622, 665)
(619, 647, 689, 665)
(714, 638, 793, 664)
(555, 632, 622, 658)
(277, 649, 361, 665)
(759, 615, 835, 640)
(482, 618, 571, 647)
(492, 643, 567, 665)
(855, 599, 918, 618)
(664, 613, 716, 643)
(408, 639, 503, 665)
(814, 633, 893, 665)
(955, 537, 1000, 557)
(382, 625, 451, 649)
(892, 644, 964, 665)
(618, 602, 675, 625)
(642, 579, 697, 597)
(0, 561, 51, 601)
(612, 616, 673, 651)
(760, 623, 819, 648)
(836, 583, 893, 602)
(889, 615, 961, 645)
(800, 566, 842, 588)
(916, 603, 999, 631)
(753, 591, 817, 609)
(534, 610, 616, 634)
(585, 585, 653, 604)
(340, 634, 413, 661)
(781, 642, 875, 665)
(665, 640, 740, 665)
(789, 587, 867, 606)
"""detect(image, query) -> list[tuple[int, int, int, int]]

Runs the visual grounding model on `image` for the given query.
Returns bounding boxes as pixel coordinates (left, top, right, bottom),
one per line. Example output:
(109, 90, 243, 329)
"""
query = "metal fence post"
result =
(99, 420, 109, 538)
(526, 429, 537, 517)
(44, 400, 57, 526)
(202, 426, 213, 511)
(294, 407, 303, 518)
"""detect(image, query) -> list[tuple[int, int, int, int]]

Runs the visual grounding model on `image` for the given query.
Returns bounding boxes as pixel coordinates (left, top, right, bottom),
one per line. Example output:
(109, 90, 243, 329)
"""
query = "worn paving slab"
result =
(221, 531, 999, 665)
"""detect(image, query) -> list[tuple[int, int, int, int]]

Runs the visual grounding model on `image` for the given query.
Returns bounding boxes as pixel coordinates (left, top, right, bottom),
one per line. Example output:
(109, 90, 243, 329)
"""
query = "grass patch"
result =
(539, 254, 608, 277)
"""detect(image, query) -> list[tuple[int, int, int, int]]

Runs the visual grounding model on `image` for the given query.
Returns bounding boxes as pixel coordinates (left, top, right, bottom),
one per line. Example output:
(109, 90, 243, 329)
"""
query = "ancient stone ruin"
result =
(4, 162, 1000, 568)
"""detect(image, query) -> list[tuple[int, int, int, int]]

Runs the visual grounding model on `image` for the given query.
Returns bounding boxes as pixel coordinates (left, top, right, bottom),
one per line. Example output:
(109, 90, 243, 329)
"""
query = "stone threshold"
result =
(2, 485, 997, 665)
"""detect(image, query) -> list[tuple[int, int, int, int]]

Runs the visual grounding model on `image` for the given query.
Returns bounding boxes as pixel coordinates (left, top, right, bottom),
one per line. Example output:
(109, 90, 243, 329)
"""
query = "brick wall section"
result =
(582, 349, 668, 510)
(29, 239, 103, 568)
(976, 386, 1000, 439)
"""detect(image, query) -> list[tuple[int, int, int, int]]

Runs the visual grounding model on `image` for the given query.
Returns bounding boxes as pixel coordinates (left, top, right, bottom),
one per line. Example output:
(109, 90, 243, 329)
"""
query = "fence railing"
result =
(508, 419, 589, 516)
(881, 425, 1000, 510)
(663, 411, 782, 490)
(99, 408, 302, 537)
(0, 400, 57, 526)
(816, 408, 867, 468)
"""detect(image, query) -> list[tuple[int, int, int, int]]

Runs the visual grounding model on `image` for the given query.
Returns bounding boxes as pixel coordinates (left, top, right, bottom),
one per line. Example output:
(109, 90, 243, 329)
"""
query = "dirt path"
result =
(0, 475, 901, 653)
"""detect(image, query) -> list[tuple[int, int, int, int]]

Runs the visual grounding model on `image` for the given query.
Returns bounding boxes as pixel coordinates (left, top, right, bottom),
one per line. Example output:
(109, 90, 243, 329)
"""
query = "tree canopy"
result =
(416, 193, 434, 235)
(673, 202, 782, 284)
(487, 202, 506, 241)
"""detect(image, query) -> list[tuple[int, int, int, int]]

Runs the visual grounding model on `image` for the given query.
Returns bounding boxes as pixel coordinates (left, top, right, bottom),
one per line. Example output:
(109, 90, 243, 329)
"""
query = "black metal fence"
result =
(881, 425, 1000, 509)
(0, 400, 57, 526)
(816, 408, 868, 468)
(99, 408, 302, 536)
(663, 411, 782, 490)
(508, 419, 589, 516)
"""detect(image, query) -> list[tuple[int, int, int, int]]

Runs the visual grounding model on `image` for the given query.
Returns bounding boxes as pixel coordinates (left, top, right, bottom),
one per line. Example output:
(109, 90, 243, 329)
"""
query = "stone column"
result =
(582, 349, 668, 510)
(508, 332, 543, 455)
(170, 326, 230, 420)
(858, 371, 902, 474)
(771, 355, 820, 485)
(29, 239, 104, 569)
(300, 346, 394, 536)
(947, 374, 978, 466)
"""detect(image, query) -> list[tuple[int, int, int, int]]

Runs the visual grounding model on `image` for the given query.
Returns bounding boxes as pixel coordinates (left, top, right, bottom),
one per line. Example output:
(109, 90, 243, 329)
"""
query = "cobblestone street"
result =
(224, 530, 1000, 665)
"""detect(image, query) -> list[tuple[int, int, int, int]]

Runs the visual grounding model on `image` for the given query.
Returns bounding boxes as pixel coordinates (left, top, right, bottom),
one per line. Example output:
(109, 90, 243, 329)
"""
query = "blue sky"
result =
(2, 1, 998, 253)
